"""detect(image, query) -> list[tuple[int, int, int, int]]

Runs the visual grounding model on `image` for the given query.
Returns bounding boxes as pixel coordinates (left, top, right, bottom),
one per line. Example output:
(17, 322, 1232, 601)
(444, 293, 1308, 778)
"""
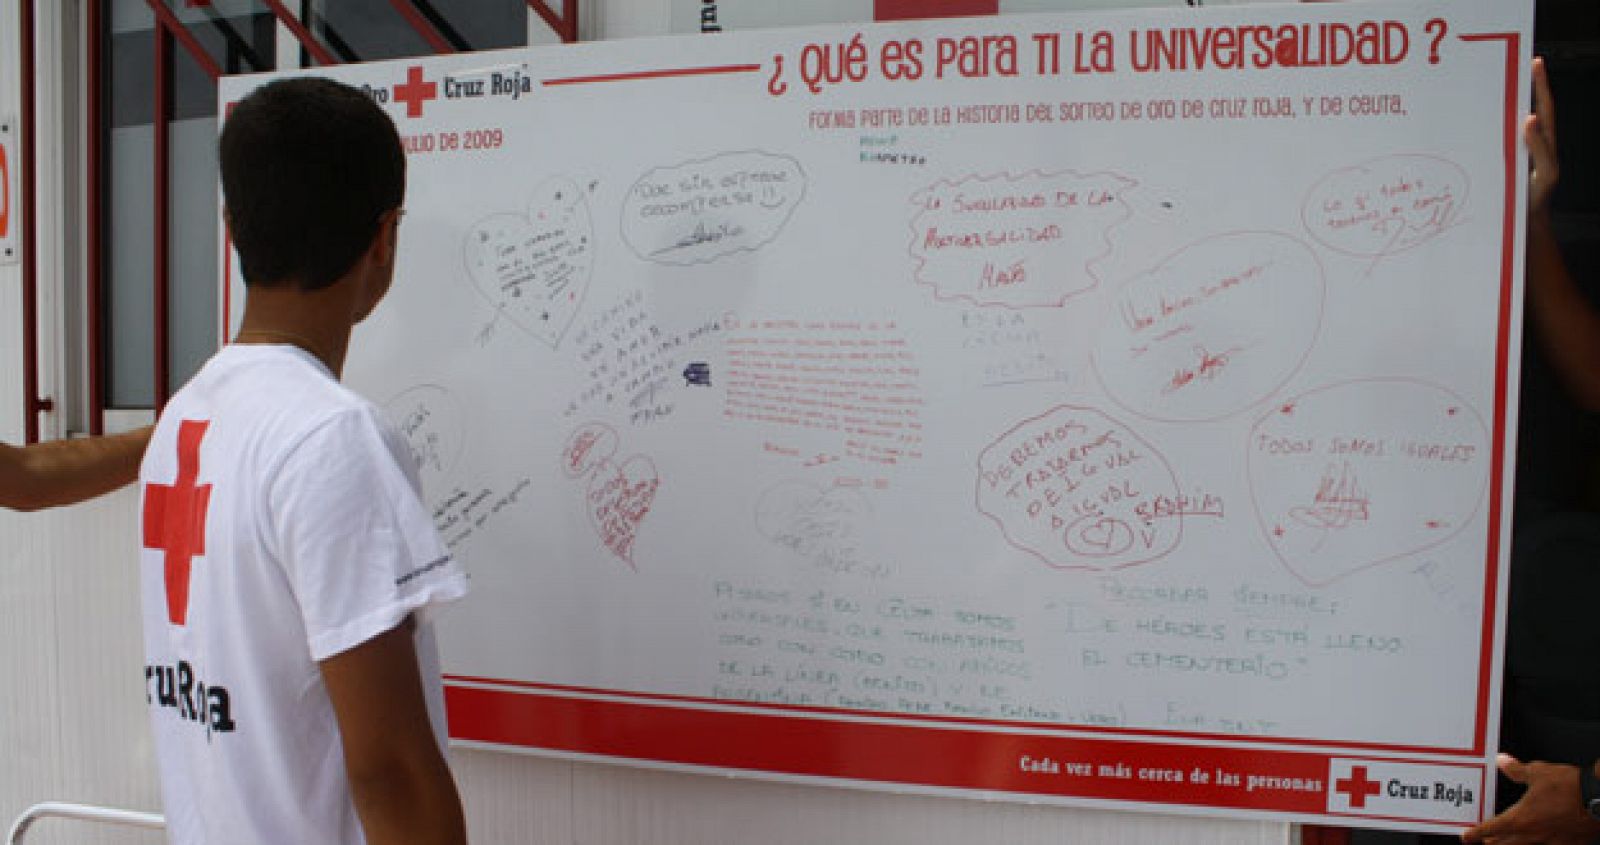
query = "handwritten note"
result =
(1302, 154, 1468, 258)
(384, 384, 466, 495)
(622, 151, 806, 265)
(725, 317, 924, 471)
(910, 170, 1135, 309)
(1247, 379, 1489, 586)
(1093, 232, 1324, 422)
(464, 177, 593, 347)
(977, 405, 1184, 571)
(563, 422, 660, 568)
(755, 480, 887, 579)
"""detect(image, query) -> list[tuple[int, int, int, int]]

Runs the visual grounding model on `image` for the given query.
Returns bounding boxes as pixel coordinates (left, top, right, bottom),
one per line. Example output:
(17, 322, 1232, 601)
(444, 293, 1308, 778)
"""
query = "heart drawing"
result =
(586, 455, 660, 569)
(463, 177, 593, 348)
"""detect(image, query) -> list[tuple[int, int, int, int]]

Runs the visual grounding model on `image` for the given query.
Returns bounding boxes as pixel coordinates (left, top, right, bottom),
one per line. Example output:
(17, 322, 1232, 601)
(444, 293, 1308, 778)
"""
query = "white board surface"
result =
(222, 0, 1530, 832)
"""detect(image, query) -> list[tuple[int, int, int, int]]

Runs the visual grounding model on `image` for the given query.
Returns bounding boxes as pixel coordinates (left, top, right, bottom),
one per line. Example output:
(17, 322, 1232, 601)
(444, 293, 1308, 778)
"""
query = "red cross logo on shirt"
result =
(143, 420, 213, 626)
(1335, 766, 1384, 809)
(393, 66, 438, 118)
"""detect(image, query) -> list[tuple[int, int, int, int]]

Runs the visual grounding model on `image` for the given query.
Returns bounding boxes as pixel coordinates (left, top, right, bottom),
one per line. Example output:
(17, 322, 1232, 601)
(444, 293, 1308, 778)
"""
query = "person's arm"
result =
(1523, 58, 1600, 412)
(0, 426, 153, 512)
(1462, 754, 1600, 844)
(320, 616, 467, 845)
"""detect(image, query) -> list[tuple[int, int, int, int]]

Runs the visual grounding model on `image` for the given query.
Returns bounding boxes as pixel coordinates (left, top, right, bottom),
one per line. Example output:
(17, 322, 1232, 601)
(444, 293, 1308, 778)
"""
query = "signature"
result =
(1359, 193, 1463, 276)
(651, 221, 748, 256)
(757, 484, 885, 578)
(1134, 491, 1225, 523)
(1161, 343, 1245, 395)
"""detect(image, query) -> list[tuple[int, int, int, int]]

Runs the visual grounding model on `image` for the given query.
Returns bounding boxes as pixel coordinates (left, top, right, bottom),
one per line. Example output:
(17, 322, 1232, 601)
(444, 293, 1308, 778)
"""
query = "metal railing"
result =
(7, 802, 165, 844)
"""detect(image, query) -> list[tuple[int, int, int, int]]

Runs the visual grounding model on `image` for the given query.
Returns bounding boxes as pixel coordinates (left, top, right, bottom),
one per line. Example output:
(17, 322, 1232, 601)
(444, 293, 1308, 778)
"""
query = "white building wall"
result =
(0, 0, 1292, 840)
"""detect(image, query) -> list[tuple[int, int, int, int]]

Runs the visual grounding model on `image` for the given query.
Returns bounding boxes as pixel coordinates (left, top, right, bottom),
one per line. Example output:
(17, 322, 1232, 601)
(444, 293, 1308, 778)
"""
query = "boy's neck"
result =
(234, 283, 356, 378)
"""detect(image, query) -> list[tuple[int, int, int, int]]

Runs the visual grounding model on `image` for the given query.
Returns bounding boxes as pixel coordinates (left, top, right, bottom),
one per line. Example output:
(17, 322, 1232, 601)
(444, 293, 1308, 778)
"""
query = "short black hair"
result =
(220, 77, 405, 290)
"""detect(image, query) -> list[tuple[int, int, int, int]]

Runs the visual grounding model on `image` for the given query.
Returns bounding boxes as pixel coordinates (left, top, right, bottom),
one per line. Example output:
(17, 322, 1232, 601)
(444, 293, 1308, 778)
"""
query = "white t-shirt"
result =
(138, 343, 469, 845)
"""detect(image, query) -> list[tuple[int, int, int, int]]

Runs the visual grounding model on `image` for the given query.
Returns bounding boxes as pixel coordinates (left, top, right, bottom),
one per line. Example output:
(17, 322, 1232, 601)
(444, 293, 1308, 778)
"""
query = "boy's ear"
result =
(370, 209, 402, 267)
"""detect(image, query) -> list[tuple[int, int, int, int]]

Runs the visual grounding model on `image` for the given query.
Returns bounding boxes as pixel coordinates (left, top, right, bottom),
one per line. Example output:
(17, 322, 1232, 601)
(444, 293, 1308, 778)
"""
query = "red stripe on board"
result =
(443, 674, 1470, 757)
(874, 0, 999, 21)
(1457, 31, 1523, 758)
(544, 64, 762, 87)
(447, 686, 1334, 814)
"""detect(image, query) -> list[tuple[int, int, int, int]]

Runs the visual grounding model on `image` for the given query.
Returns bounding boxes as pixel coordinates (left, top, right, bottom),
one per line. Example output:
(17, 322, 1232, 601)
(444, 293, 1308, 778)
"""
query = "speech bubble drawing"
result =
(909, 170, 1135, 309)
(1093, 231, 1324, 422)
(383, 384, 465, 495)
(1247, 379, 1490, 587)
(976, 404, 1182, 571)
(586, 455, 660, 568)
(464, 177, 593, 348)
(561, 421, 619, 480)
(622, 151, 806, 265)
(1302, 154, 1469, 258)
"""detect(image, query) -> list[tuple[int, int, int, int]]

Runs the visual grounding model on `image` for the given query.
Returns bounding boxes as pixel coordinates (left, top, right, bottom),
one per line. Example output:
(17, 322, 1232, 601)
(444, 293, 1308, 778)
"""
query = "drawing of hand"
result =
(1526, 57, 1559, 219)
(1461, 755, 1600, 844)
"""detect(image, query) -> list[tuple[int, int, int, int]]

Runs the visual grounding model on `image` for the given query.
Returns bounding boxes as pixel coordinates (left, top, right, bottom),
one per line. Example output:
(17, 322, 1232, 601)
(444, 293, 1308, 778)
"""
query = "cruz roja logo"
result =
(363, 64, 534, 119)
(441, 65, 535, 102)
(146, 659, 236, 736)
(1386, 777, 1476, 809)
(1337, 764, 1472, 812)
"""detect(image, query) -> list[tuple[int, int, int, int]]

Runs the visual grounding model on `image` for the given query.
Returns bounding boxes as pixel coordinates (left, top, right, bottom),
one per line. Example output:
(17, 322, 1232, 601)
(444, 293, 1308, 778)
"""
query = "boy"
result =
(138, 77, 468, 844)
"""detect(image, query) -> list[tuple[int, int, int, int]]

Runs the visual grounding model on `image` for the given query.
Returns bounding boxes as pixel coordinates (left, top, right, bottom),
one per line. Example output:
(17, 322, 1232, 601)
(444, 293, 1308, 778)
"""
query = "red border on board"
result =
(543, 64, 762, 87)
(1460, 30, 1522, 760)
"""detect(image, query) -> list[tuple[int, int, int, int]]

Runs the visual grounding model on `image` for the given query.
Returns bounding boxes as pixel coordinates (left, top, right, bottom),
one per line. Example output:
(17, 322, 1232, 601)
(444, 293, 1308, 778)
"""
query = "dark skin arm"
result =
(320, 617, 468, 845)
(1462, 61, 1600, 843)
(0, 426, 152, 512)
(1523, 58, 1600, 413)
(1462, 755, 1600, 844)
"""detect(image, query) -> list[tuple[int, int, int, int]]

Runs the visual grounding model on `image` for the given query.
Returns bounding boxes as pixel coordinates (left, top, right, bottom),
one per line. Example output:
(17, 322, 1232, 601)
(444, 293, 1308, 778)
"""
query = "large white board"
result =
(223, 0, 1530, 832)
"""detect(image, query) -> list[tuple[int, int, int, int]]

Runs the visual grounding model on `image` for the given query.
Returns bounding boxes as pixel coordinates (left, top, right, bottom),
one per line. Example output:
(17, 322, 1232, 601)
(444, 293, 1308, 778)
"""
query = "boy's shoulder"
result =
(154, 345, 391, 475)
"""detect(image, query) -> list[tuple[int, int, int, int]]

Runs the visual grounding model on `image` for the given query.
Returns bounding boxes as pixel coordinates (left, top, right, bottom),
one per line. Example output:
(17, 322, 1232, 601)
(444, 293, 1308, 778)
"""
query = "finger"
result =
(1499, 753, 1531, 784)
(1532, 57, 1557, 153)
(1526, 115, 1557, 176)
(1464, 809, 1517, 842)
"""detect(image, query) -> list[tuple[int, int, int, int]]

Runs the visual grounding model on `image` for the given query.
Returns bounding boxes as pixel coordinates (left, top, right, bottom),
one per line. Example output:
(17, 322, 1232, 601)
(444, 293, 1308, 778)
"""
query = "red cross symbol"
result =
(143, 420, 213, 626)
(393, 66, 438, 119)
(1335, 766, 1384, 809)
